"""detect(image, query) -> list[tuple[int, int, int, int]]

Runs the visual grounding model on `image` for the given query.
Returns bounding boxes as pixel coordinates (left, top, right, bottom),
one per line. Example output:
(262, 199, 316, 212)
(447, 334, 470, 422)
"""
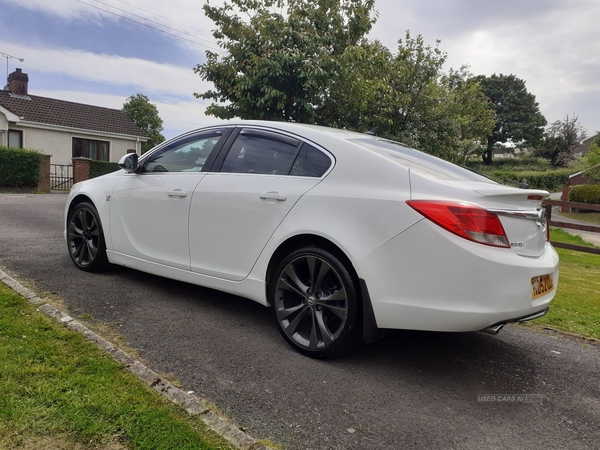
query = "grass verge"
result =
(530, 228, 600, 340)
(560, 211, 600, 225)
(0, 283, 236, 450)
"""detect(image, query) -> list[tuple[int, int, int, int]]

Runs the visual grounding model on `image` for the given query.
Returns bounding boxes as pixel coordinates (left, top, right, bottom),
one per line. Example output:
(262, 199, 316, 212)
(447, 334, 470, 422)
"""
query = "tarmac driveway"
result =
(1, 193, 599, 450)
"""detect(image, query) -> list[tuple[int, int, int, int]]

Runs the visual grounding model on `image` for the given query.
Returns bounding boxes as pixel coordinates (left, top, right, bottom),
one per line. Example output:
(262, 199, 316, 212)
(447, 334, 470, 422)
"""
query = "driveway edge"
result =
(0, 269, 273, 450)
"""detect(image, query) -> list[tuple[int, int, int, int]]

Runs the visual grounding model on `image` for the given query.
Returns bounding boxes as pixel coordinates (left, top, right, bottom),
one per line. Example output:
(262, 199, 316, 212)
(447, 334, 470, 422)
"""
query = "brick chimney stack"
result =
(8, 68, 28, 95)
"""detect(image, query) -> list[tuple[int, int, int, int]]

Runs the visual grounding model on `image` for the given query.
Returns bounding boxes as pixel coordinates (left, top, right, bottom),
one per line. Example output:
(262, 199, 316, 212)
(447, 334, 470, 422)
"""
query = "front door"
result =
(109, 130, 227, 270)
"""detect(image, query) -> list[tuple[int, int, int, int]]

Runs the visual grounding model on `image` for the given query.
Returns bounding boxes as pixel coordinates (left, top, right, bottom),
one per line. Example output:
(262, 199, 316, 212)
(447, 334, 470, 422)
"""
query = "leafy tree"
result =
(194, 0, 377, 122)
(534, 115, 587, 167)
(319, 36, 494, 162)
(434, 69, 496, 164)
(194, 1, 493, 163)
(122, 94, 165, 153)
(584, 133, 600, 181)
(475, 74, 547, 164)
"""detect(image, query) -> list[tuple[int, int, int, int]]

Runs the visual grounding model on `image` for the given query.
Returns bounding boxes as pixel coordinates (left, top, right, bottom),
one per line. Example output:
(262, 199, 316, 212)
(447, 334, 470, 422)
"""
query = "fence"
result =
(542, 199, 600, 255)
(50, 164, 73, 191)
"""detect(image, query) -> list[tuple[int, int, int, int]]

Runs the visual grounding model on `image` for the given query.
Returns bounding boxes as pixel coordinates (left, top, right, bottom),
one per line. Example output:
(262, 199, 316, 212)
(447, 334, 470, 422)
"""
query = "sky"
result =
(0, 0, 598, 140)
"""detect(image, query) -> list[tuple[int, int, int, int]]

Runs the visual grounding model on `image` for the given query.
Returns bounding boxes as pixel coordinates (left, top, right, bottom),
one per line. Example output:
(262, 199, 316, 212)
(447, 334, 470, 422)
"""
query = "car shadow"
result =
(71, 265, 549, 399)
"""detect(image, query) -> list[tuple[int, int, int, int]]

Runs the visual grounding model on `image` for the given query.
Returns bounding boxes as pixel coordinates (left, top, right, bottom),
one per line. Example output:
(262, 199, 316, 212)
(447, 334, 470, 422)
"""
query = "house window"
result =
(72, 137, 110, 161)
(8, 130, 23, 148)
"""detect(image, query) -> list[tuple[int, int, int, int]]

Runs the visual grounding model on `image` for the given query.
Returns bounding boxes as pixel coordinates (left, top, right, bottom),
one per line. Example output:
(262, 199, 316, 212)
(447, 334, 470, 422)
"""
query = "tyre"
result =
(270, 246, 360, 358)
(66, 201, 107, 272)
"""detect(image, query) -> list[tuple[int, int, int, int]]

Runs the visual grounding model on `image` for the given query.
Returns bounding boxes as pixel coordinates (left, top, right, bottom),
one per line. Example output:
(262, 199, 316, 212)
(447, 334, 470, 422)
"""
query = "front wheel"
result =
(67, 202, 107, 272)
(270, 247, 360, 358)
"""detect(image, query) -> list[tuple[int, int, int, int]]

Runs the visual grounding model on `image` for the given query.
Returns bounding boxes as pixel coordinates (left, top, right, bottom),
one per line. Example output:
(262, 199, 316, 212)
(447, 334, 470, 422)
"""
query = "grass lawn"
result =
(531, 228, 600, 340)
(0, 283, 236, 450)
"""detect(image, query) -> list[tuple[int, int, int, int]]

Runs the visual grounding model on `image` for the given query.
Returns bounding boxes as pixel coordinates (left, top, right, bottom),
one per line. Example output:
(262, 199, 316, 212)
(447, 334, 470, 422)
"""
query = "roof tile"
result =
(0, 90, 147, 138)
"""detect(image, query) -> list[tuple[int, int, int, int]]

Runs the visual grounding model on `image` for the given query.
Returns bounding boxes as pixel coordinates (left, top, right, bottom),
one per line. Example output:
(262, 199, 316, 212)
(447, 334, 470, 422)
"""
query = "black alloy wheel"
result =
(67, 202, 107, 272)
(271, 246, 360, 358)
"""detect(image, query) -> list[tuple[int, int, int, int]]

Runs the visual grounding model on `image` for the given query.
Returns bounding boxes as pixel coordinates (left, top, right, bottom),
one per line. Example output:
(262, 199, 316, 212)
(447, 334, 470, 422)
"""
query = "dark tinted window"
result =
(72, 137, 109, 161)
(290, 144, 332, 177)
(221, 132, 299, 175)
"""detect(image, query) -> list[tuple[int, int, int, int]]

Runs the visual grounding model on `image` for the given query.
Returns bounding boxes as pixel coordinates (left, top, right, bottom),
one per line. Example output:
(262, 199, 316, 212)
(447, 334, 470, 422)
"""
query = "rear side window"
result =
(221, 132, 299, 175)
(290, 144, 332, 177)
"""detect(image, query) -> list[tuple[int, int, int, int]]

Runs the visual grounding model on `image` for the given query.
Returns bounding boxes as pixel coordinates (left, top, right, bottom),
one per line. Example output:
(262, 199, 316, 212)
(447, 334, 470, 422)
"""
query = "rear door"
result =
(189, 128, 332, 280)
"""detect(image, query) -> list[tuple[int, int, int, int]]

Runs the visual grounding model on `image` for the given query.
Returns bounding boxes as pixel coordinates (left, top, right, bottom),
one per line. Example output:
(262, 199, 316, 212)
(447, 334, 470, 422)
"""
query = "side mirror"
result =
(118, 153, 139, 172)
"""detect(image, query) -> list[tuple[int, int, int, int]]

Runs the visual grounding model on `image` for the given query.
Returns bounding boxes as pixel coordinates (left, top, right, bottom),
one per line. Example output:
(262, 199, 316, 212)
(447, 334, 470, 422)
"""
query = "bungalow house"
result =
(0, 68, 147, 165)
(571, 134, 598, 158)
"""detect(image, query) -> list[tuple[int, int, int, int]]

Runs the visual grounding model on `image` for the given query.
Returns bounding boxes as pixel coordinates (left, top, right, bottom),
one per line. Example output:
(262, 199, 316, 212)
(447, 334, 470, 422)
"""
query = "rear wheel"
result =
(67, 202, 107, 272)
(270, 246, 360, 358)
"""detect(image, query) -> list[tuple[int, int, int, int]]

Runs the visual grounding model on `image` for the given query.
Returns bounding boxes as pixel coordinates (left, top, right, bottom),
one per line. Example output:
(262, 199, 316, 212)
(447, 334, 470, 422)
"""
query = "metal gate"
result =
(50, 164, 73, 191)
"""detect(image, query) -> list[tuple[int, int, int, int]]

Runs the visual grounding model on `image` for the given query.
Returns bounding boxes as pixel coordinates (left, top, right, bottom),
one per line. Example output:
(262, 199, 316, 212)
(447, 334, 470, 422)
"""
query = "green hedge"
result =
(569, 185, 600, 204)
(466, 156, 551, 172)
(89, 160, 120, 179)
(0, 146, 44, 187)
(486, 169, 571, 191)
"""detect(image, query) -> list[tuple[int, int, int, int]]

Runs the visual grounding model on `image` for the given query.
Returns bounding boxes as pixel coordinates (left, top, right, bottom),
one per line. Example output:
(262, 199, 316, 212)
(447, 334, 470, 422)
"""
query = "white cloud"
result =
(2, 41, 210, 96)
(5, 0, 600, 135)
(3, 0, 116, 21)
(371, 0, 600, 132)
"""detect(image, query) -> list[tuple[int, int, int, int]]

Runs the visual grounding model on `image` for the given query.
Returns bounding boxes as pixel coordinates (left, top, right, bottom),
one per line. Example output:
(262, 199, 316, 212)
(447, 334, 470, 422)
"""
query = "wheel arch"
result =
(265, 233, 385, 344)
(266, 234, 356, 294)
(66, 194, 95, 226)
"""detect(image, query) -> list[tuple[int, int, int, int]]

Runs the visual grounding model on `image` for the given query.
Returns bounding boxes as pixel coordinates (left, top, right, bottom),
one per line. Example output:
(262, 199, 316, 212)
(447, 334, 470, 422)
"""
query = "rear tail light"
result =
(407, 200, 510, 248)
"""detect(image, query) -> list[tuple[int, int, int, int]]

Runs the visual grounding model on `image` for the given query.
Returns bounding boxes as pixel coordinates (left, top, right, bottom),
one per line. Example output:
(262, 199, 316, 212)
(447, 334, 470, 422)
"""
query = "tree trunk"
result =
(482, 138, 494, 165)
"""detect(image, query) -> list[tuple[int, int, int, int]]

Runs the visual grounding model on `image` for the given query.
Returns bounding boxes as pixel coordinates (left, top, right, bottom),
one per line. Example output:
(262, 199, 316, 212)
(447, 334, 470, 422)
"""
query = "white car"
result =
(65, 121, 559, 358)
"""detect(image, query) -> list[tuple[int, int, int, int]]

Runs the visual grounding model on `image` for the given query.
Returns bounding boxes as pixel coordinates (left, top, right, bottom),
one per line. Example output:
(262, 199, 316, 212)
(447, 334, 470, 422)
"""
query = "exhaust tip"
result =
(481, 324, 505, 335)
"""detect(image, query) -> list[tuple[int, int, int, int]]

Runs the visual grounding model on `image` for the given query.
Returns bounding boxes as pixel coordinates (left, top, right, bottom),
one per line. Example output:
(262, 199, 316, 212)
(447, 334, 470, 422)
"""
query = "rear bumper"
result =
(355, 219, 559, 332)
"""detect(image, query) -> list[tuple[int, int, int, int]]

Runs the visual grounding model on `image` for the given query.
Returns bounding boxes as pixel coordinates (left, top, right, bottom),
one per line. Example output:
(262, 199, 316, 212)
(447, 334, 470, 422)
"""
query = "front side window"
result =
(145, 134, 222, 173)
(8, 130, 22, 148)
(72, 138, 109, 161)
(220, 131, 300, 175)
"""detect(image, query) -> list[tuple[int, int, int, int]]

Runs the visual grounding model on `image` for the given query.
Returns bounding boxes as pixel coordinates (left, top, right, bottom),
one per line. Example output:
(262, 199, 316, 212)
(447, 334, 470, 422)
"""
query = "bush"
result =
(0, 146, 44, 187)
(465, 156, 551, 172)
(89, 160, 120, 179)
(486, 169, 571, 191)
(569, 184, 600, 204)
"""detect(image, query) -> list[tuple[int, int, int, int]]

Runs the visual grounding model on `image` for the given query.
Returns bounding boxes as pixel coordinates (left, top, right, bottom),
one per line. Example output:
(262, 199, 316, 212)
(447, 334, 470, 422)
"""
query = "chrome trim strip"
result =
(488, 208, 547, 227)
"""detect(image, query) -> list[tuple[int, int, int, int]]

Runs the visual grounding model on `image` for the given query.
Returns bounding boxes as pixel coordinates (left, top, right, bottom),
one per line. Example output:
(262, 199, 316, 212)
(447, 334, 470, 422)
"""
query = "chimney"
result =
(8, 68, 28, 95)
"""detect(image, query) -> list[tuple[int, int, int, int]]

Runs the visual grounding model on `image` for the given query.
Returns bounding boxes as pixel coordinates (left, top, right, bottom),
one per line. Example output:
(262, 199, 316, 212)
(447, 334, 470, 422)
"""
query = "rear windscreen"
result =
(350, 137, 496, 183)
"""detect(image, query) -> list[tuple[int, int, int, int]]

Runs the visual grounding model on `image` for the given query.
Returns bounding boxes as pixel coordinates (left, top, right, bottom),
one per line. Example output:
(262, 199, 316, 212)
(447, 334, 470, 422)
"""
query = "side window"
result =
(8, 130, 23, 148)
(221, 132, 299, 175)
(290, 143, 332, 177)
(145, 134, 221, 173)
